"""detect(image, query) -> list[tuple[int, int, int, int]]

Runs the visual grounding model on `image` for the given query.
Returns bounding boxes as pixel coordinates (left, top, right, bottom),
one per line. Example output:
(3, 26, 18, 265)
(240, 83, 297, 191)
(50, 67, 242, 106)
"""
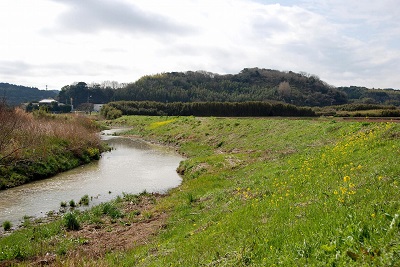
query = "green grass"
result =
(103, 116, 400, 266)
(0, 193, 147, 263)
(1, 116, 399, 266)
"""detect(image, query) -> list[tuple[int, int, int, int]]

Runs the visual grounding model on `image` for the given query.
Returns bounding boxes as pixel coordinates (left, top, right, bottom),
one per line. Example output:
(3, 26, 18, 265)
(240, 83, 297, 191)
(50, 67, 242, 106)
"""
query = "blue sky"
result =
(0, 0, 399, 90)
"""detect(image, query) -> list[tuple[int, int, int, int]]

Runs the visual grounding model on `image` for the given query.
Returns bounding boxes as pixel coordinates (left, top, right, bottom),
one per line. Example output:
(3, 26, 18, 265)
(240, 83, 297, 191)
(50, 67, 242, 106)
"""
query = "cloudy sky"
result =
(1, 0, 399, 90)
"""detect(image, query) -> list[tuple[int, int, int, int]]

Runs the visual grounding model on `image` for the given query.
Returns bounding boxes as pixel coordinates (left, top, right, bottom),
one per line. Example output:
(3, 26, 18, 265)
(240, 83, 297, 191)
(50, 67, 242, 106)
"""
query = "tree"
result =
(278, 81, 291, 100)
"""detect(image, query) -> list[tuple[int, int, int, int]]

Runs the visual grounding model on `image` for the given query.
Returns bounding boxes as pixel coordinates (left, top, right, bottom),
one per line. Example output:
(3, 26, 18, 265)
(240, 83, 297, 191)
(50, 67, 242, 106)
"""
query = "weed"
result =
(186, 193, 196, 205)
(102, 203, 123, 219)
(2, 220, 12, 231)
(142, 211, 153, 220)
(63, 213, 80, 231)
(79, 194, 90, 206)
(69, 200, 76, 208)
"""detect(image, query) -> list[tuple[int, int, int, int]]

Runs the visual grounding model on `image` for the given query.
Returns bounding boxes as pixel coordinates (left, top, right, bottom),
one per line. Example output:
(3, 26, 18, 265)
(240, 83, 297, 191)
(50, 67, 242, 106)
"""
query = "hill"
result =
(0, 83, 58, 106)
(337, 86, 400, 106)
(58, 68, 400, 108)
(112, 68, 348, 106)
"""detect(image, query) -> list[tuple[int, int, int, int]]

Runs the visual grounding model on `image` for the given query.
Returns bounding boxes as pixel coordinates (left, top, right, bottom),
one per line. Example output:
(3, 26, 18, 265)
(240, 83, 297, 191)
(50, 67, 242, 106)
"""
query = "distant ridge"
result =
(0, 83, 58, 106)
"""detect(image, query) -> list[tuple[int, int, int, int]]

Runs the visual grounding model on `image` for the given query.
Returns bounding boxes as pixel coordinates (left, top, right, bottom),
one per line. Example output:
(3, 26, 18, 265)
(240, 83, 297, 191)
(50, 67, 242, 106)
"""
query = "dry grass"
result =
(0, 104, 103, 188)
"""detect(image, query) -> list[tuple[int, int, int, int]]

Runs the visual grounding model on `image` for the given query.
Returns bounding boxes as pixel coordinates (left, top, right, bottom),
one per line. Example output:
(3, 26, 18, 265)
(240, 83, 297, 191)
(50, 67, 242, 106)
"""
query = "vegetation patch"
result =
(1, 116, 399, 266)
(0, 103, 107, 189)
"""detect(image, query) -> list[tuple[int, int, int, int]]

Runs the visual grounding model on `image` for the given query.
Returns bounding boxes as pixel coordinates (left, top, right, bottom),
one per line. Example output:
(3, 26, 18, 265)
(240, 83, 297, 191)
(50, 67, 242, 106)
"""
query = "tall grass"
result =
(0, 104, 105, 189)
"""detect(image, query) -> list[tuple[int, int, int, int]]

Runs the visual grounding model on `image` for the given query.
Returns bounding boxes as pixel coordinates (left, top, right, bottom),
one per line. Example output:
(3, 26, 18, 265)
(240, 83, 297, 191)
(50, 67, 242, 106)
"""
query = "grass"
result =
(102, 116, 400, 266)
(1, 116, 399, 266)
(0, 106, 106, 189)
(79, 194, 90, 206)
(63, 213, 80, 231)
(0, 192, 154, 263)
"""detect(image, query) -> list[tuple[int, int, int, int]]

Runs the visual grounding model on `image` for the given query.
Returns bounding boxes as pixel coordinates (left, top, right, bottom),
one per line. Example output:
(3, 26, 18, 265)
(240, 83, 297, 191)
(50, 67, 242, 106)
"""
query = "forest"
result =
(3, 68, 400, 110)
(57, 68, 400, 109)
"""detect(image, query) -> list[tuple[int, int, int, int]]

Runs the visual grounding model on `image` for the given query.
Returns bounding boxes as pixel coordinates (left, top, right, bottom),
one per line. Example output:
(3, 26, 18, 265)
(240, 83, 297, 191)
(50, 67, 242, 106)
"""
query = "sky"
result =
(0, 0, 399, 90)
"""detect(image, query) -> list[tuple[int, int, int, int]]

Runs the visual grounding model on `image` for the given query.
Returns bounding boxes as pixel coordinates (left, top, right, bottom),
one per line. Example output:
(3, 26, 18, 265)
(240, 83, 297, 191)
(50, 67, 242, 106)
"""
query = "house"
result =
(38, 98, 58, 106)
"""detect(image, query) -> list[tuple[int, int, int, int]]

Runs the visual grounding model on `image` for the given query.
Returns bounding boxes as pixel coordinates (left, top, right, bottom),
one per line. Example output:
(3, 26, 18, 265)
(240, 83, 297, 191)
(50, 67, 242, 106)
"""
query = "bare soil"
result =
(2, 194, 168, 267)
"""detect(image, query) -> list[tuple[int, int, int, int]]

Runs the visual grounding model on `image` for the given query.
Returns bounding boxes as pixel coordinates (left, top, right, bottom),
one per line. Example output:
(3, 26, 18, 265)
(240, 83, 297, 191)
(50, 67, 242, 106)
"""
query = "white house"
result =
(39, 98, 58, 105)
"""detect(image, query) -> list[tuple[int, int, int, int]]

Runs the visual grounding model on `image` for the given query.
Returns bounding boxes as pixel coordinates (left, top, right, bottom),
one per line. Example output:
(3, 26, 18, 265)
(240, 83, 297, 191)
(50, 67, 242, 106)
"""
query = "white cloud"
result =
(0, 0, 399, 89)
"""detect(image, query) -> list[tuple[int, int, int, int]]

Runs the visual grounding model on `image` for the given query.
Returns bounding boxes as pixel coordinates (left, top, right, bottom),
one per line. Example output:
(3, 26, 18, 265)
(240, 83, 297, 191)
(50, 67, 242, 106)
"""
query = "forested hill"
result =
(0, 83, 58, 106)
(112, 68, 347, 106)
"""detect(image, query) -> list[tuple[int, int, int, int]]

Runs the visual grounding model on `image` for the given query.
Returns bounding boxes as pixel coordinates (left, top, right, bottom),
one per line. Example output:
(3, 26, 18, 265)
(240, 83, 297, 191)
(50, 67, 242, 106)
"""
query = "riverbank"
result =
(0, 107, 107, 189)
(1, 116, 399, 266)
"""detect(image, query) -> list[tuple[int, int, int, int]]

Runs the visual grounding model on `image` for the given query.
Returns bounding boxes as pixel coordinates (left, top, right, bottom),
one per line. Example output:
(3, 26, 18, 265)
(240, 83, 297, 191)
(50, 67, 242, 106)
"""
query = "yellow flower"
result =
(343, 176, 350, 182)
(371, 213, 376, 218)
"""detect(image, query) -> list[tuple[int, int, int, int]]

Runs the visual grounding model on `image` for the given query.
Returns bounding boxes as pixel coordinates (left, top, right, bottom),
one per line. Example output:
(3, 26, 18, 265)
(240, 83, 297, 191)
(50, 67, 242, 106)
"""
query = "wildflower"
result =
(371, 213, 376, 218)
(343, 176, 350, 182)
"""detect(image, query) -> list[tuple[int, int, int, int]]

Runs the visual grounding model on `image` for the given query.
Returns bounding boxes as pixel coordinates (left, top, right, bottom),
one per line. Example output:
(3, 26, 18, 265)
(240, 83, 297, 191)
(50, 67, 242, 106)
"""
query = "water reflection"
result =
(0, 131, 183, 227)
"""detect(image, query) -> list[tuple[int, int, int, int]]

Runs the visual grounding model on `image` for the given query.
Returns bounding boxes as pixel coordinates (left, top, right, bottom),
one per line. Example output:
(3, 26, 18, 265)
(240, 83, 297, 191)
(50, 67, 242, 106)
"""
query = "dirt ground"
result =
(2, 194, 168, 267)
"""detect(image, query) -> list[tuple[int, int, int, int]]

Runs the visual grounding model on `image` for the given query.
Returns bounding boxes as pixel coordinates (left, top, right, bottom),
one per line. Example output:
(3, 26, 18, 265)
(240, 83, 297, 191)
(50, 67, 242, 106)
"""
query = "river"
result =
(0, 129, 183, 228)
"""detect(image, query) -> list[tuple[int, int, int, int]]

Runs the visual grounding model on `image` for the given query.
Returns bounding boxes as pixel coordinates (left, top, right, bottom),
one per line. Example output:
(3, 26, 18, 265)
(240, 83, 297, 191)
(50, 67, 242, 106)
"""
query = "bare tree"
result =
(278, 81, 291, 99)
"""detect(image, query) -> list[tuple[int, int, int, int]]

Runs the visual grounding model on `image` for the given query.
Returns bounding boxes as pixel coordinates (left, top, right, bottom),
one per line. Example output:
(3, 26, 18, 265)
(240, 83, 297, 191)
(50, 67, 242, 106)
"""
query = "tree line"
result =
(101, 101, 316, 119)
(3, 68, 400, 109)
(56, 69, 400, 108)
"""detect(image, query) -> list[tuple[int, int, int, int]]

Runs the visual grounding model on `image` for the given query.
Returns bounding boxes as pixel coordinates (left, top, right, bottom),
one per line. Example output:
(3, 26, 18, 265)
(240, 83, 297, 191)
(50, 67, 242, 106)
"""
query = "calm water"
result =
(0, 129, 183, 227)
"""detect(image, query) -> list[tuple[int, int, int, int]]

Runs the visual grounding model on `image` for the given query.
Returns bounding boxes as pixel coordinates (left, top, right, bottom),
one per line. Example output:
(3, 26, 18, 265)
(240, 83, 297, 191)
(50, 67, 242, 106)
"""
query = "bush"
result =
(2, 220, 12, 231)
(63, 213, 80, 230)
(79, 194, 90, 206)
(69, 200, 76, 208)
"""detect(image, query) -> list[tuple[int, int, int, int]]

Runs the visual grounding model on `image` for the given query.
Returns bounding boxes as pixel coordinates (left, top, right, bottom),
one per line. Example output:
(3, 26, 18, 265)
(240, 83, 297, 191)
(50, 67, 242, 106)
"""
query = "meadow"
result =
(1, 115, 399, 266)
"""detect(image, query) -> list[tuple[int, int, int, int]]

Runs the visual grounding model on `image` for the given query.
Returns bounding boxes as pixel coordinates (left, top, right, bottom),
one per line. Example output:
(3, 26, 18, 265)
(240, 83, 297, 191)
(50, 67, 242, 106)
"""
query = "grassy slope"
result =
(1, 116, 398, 266)
(106, 116, 400, 266)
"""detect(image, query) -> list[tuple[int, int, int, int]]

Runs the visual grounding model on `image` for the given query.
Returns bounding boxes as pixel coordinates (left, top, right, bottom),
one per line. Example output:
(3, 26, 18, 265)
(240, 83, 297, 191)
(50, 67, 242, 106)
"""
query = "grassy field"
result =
(1, 116, 399, 266)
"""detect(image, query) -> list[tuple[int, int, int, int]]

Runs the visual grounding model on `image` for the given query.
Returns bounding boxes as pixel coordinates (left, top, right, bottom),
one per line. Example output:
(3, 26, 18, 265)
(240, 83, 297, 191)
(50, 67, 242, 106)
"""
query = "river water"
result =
(0, 129, 183, 228)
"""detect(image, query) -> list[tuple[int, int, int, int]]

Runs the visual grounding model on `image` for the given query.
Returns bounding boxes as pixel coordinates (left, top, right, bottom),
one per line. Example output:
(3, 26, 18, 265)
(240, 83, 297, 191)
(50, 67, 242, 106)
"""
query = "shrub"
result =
(63, 213, 80, 230)
(2, 220, 12, 231)
(79, 194, 90, 206)
(69, 200, 76, 208)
